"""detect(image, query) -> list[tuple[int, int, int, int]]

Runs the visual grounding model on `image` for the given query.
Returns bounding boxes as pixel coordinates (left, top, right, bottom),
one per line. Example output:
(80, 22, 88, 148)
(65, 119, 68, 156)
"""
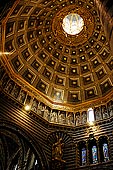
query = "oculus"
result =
(52, 5, 94, 46)
(62, 13, 84, 35)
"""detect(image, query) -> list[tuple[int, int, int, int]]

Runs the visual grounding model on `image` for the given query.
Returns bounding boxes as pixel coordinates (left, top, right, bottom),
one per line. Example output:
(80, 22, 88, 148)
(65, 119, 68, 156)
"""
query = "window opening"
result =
(62, 13, 84, 35)
(88, 108, 94, 123)
(14, 164, 18, 170)
(35, 159, 38, 165)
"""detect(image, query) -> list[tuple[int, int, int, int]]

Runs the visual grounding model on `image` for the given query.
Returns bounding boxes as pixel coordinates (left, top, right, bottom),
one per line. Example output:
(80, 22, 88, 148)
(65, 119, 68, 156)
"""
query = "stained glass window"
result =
(92, 146, 98, 164)
(103, 143, 109, 162)
(82, 148, 86, 165)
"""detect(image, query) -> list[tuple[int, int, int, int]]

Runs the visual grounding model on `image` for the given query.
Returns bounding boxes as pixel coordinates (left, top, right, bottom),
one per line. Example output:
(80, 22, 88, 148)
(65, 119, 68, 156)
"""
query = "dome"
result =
(1, 0, 113, 111)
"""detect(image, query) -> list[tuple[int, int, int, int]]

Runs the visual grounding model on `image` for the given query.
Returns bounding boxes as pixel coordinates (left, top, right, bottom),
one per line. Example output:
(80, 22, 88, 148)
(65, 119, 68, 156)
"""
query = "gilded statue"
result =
(52, 135, 65, 162)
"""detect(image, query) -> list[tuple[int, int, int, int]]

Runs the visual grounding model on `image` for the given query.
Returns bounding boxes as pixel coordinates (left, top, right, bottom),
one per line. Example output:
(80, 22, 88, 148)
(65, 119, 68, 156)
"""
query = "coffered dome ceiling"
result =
(1, 0, 113, 109)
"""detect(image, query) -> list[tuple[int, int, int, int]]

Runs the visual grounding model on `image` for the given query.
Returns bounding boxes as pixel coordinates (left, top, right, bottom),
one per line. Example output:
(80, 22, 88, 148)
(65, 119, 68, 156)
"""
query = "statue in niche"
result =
(50, 111, 58, 123)
(18, 90, 26, 103)
(11, 85, 20, 98)
(41, 105, 45, 117)
(52, 135, 65, 163)
(5, 80, 14, 93)
(37, 103, 44, 116)
(102, 105, 109, 119)
(31, 99, 38, 113)
(47, 109, 51, 122)
(62, 112, 66, 124)
(43, 107, 50, 120)
(67, 112, 74, 125)
(94, 107, 101, 121)
(107, 101, 113, 117)
(58, 112, 62, 124)
(2, 74, 9, 88)
(81, 111, 87, 124)
(58, 112, 66, 124)
(75, 112, 81, 126)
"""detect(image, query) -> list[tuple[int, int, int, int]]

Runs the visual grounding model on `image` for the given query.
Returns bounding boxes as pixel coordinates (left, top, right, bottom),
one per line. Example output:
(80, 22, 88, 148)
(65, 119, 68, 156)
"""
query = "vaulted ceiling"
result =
(1, 0, 113, 109)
